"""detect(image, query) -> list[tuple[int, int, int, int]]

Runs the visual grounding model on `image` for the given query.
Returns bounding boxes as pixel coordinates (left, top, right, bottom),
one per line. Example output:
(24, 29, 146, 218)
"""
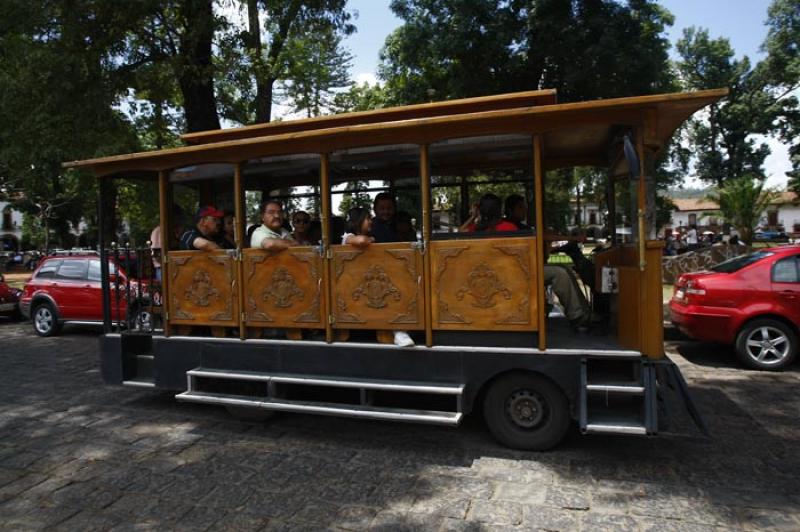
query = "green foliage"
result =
(333, 82, 389, 113)
(337, 182, 372, 216)
(706, 176, 779, 245)
(676, 27, 779, 186)
(281, 27, 353, 117)
(379, 0, 675, 105)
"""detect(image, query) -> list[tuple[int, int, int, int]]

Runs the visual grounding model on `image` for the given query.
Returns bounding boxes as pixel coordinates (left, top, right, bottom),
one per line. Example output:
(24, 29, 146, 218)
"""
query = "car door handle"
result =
(779, 290, 797, 299)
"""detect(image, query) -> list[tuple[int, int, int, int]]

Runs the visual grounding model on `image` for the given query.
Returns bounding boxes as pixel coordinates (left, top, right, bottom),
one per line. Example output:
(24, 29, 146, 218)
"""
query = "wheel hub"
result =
(506, 390, 545, 428)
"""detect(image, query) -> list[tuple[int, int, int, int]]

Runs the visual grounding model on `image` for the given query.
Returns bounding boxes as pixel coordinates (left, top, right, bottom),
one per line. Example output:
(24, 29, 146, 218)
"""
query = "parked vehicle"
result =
(20, 254, 155, 336)
(0, 273, 22, 320)
(754, 230, 788, 242)
(670, 245, 800, 370)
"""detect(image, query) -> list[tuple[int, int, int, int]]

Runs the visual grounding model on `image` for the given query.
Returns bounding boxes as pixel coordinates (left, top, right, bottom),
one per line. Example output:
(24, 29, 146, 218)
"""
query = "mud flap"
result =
(655, 360, 710, 438)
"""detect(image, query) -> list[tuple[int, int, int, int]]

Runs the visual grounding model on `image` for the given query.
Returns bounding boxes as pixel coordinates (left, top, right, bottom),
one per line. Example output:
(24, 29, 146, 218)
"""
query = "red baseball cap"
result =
(196, 206, 224, 220)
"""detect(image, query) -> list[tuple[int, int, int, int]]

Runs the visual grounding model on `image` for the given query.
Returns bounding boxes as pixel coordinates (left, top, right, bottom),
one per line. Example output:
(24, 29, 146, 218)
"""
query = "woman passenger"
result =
(342, 207, 415, 347)
(290, 211, 314, 245)
(460, 194, 519, 232)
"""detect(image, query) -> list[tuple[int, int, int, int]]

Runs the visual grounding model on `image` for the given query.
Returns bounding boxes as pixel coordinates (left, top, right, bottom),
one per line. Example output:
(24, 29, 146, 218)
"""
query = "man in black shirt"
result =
(179, 206, 224, 250)
(371, 192, 399, 243)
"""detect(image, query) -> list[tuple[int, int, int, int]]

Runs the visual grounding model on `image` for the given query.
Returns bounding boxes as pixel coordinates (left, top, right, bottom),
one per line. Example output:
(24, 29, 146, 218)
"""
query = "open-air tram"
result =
(65, 88, 726, 450)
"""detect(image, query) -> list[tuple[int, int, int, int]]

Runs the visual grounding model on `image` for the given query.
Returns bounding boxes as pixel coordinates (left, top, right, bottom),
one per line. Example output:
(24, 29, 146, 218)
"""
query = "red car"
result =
(0, 273, 22, 320)
(670, 245, 800, 371)
(20, 255, 155, 336)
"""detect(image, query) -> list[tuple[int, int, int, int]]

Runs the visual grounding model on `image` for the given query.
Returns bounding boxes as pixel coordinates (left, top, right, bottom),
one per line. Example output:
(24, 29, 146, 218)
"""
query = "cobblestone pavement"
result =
(1, 320, 799, 531)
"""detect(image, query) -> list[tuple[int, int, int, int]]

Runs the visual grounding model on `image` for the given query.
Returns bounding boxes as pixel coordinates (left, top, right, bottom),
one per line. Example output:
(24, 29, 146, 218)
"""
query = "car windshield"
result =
(711, 251, 774, 273)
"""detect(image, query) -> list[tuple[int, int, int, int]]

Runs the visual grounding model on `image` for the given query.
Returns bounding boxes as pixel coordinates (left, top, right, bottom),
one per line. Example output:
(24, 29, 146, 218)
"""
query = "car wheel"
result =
(32, 303, 61, 337)
(735, 318, 798, 371)
(483, 372, 571, 451)
(225, 405, 275, 421)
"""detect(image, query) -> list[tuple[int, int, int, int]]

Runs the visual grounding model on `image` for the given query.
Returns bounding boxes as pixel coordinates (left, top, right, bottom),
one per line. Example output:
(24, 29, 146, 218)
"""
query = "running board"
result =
(585, 420, 647, 435)
(178, 367, 465, 427)
(176, 390, 463, 425)
(122, 378, 155, 388)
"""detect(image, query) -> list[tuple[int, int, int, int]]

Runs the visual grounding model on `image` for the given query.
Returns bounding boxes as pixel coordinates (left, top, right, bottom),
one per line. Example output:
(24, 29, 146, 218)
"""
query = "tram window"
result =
(169, 164, 236, 249)
(429, 135, 534, 236)
(330, 145, 420, 243)
(242, 153, 321, 245)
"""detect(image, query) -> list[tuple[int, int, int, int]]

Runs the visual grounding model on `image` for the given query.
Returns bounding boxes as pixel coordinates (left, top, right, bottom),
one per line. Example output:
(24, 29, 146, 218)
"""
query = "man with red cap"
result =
(179, 206, 224, 250)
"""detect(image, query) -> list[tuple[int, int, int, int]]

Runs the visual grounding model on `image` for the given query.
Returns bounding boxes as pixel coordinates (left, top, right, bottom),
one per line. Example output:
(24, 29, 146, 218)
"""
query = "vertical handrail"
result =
(157, 170, 171, 337)
(420, 144, 433, 347)
(234, 162, 246, 340)
(98, 180, 112, 334)
(124, 243, 132, 331)
(147, 243, 156, 333)
(533, 135, 547, 351)
(112, 242, 121, 333)
(320, 153, 333, 343)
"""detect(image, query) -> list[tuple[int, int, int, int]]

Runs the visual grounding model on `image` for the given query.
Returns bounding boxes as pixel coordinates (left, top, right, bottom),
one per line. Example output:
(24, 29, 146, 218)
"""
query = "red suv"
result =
(20, 255, 154, 336)
(670, 245, 800, 370)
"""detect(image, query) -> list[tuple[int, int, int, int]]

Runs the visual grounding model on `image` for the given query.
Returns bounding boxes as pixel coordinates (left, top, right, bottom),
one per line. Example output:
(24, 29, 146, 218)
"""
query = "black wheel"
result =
(32, 303, 61, 337)
(483, 372, 571, 451)
(225, 405, 275, 422)
(735, 318, 797, 371)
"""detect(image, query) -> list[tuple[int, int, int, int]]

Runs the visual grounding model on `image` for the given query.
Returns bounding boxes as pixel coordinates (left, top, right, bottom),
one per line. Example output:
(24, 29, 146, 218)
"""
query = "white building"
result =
(668, 191, 799, 234)
(0, 201, 23, 252)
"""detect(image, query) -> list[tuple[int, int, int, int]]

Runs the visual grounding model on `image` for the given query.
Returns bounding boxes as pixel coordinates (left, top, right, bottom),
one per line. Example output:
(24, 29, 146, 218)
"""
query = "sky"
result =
(338, 0, 790, 189)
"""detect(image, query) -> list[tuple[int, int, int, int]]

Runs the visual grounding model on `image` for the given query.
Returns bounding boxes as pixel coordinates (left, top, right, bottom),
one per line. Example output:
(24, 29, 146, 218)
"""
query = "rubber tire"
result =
(32, 303, 61, 337)
(225, 405, 276, 422)
(735, 318, 798, 371)
(483, 372, 571, 451)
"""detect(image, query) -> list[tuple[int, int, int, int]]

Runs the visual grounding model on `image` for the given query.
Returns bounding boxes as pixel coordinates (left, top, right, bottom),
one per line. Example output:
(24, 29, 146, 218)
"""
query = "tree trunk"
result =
(177, 0, 220, 133)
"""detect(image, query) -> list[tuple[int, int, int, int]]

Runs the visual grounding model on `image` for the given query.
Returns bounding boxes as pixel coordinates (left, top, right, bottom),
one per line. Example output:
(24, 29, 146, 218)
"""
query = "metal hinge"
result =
(165, 311, 169, 320)
(241, 312, 246, 322)
(328, 315, 335, 325)
(326, 248, 333, 260)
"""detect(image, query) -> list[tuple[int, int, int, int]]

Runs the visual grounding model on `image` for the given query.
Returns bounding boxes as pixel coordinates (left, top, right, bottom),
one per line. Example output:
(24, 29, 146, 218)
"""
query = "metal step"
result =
(586, 382, 645, 395)
(585, 418, 647, 435)
(122, 378, 155, 388)
(175, 390, 463, 426)
(186, 368, 465, 395)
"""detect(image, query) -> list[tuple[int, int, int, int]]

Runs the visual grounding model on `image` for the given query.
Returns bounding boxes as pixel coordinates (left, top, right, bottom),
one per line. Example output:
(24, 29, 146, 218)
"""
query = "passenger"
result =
(330, 215, 346, 246)
(460, 194, 518, 232)
(250, 200, 297, 251)
(308, 219, 322, 246)
(504, 194, 531, 230)
(395, 211, 417, 241)
(290, 211, 314, 245)
(245, 223, 260, 247)
(217, 212, 236, 249)
(179, 206, 224, 250)
(342, 207, 415, 347)
(372, 192, 400, 243)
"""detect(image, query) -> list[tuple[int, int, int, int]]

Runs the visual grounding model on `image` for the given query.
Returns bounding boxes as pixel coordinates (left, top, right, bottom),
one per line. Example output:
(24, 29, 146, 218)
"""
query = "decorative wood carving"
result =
(352, 265, 401, 309)
(242, 247, 324, 329)
(456, 263, 511, 308)
(431, 238, 537, 331)
(336, 295, 365, 323)
(263, 267, 304, 308)
(495, 245, 531, 280)
(166, 251, 238, 326)
(331, 243, 423, 330)
(334, 250, 364, 280)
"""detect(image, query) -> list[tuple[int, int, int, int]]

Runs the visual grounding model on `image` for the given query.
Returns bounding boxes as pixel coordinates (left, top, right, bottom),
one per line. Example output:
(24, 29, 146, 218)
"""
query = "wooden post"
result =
(234, 162, 246, 340)
(533, 136, 546, 351)
(420, 145, 433, 347)
(158, 170, 171, 337)
(320, 153, 333, 343)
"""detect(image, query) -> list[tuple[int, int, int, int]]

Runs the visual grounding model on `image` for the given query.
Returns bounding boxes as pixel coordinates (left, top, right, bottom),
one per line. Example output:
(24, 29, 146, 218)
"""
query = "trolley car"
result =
(64, 88, 726, 450)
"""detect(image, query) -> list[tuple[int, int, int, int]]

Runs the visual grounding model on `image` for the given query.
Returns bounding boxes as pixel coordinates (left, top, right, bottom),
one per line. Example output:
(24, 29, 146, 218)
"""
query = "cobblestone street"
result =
(1, 321, 799, 531)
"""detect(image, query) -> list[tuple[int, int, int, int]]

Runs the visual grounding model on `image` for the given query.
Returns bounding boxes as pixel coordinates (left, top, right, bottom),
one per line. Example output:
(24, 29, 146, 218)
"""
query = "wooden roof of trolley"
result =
(64, 88, 727, 179)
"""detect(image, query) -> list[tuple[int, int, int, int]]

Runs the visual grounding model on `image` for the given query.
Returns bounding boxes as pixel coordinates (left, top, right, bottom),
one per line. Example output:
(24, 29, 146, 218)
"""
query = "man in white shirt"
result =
(686, 225, 698, 246)
(250, 200, 296, 251)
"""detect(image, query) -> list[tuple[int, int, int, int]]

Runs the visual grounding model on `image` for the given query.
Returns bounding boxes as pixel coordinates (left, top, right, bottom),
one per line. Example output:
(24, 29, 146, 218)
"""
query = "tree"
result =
(706, 176, 779, 245)
(216, 0, 355, 124)
(378, 0, 675, 105)
(676, 27, 779, 186)
(333, 82, 389, 113)
(281, 27, 353, 117)
(762, 0, 800, 194)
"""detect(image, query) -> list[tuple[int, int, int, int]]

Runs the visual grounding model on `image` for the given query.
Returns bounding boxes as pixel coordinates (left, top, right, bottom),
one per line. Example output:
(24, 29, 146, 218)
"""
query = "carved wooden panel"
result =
(166, 250, 239, 327)
(430, 237, 538, 331)
(242, 247, 325, 329)
(331, 243, 423, 330)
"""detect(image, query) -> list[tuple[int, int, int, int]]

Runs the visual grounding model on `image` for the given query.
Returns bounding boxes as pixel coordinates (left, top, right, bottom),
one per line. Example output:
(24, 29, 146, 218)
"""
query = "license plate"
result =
(0, 303, 15, 312)
(674, 289, 685, 301)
